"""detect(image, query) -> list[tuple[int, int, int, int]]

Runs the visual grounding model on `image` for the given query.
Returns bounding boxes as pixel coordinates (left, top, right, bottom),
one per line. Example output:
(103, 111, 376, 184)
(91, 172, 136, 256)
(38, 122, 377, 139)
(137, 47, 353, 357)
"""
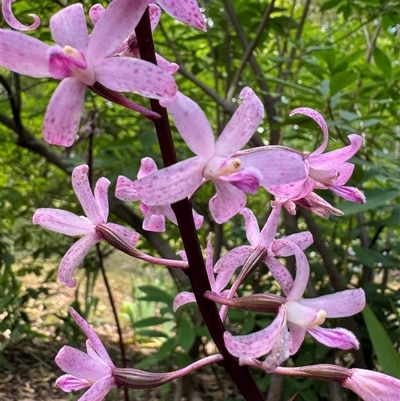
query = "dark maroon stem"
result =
(135, 8, 263, 401)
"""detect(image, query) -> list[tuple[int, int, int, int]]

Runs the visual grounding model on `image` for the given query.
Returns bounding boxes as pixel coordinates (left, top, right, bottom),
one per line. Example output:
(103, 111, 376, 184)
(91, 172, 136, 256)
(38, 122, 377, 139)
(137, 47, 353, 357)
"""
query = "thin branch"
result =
(226, 0, 276, 100)
(223, 0, 280, 145)
(276, 0, 311, 95)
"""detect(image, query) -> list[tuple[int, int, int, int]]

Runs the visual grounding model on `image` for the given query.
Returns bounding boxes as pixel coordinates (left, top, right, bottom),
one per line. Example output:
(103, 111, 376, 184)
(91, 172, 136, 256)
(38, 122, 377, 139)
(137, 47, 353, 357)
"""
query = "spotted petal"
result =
(43, 78, 86, 147)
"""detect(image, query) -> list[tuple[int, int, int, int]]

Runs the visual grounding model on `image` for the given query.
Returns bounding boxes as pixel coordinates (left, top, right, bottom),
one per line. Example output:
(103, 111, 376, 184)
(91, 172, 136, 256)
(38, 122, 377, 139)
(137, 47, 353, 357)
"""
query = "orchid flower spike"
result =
(224, 242, 365, 370)
(131, 88, 306, 223)
(2, 0, 40, 31)
(33, 165, 139, 287)
(116, 157, 203, 232)
(173, 233, 230, 316)
(89, 3, 179, 74)
(55, 307, 117, 400)
(265, 108, 365, 216)
(0, 0, 177, 146)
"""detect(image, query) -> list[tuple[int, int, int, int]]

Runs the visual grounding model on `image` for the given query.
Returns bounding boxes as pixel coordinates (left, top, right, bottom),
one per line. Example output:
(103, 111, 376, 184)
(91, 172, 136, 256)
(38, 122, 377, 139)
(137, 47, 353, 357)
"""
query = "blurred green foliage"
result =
(1, 0, 399, 399)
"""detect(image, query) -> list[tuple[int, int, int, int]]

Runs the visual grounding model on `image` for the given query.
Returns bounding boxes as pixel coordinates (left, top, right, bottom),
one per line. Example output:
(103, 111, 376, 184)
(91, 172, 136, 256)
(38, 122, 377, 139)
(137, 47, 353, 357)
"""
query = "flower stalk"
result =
(134, 7, 265, 401)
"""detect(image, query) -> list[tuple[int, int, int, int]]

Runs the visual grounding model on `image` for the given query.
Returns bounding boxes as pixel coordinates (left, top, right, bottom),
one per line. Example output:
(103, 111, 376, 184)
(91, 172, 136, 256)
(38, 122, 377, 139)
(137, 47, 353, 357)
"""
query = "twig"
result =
(226, 0, 276, 100)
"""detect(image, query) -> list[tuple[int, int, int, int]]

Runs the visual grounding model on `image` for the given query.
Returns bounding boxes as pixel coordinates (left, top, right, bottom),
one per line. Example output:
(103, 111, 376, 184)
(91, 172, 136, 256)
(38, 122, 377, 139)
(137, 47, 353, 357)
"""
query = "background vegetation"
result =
(1, 0, 399, 400)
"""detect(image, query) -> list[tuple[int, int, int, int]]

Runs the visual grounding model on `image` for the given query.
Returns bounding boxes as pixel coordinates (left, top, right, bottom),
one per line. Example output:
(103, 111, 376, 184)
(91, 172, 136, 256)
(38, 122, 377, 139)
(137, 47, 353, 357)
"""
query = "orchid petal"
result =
(155, 53, 179, 74)
(89, 4, 105, 25)
(138, 157, 158, 179)
(236, 147, 307, 188)
(285, 243, 310, 302)
(173, 292, 196, 311)
(264, 256, 294, 296)
(310, 134, 363, 169)
(115, 176, 140, 201)
(50, 4, 89, 52)
(331, 162, 354, 185)
(327, 184, 366, 204)
(343, 369, 400, 401)
(240, 208, 260, 246)
(307, 326, 359, 349)
(149, 4, 162, 31)
(55, 346, 110, 381)
(95, 57, 177, 102)
(299, 289, 365, 318)
(263, 323, 290, 371)
(272, 232, 313, 256)
(2, 0, 40, 31)
(87, 0, 149, 64)
(105, 223, 140, 247)
(157, 0, 206, 31)
(295, 192, 344, 218)
(164, 92, 215, 159)
(157, 204, 179, 225)
(259, 203, 281, 246)
(214, 246, 253, 292)
(142, 207, 166, 232)
(224, 307, 286, 358)
(215, 87, 264, 157)
(94, 177, 111, 223)
(43, 78, 85, 146)
(72, 165, 104, 225)
(205, 233, 215, 287)
(32, 208, 93, 236)
(78, 374, 116, 401)
(287, 322, 307, 354)
(69, 308, 114, 367)
(58, 232, 101, 287)
(286, 301, 325, 327)
(0, 29, 50, 77)
(48, 46, 88, 80)
(290, 108, 329, 157)
(210, 180, 247, 223)
(215, 246, 253, 273)
(134, 157, 205, 205)
(56, 374, 91, 392)
(219, 167, 261, 195)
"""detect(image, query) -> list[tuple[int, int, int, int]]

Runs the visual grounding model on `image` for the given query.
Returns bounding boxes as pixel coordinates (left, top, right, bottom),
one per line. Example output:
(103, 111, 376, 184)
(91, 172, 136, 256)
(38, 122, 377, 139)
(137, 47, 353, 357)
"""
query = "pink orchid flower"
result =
(0, 0, 177, 146)
(341, 369, 400, 401)
(33, 165, 139, 287)
(116, 157, 203, 232)
(224, 241, 365, 370)
(215, 203, 313, 294)
(131, 88, 307, 223)
(89, 3, 179, 74)
(173, 233, 229, 316)
(55, 307, 116, 401)
(261, 108, 365, 216)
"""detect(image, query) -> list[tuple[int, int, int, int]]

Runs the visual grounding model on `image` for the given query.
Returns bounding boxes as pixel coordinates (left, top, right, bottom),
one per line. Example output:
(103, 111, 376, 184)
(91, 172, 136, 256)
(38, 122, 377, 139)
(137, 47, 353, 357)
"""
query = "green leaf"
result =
(363, 304, 400, 378)
(338, 189, 399, 215)
(136, 329, 169, 338)
(138, 285, 174, 304)
(329, 71, 359, 95)
(131, 316, 172, 328)
(320, 0, 343, 11)
(176, 317, 196, 351)
(374, 47, 392, 77)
